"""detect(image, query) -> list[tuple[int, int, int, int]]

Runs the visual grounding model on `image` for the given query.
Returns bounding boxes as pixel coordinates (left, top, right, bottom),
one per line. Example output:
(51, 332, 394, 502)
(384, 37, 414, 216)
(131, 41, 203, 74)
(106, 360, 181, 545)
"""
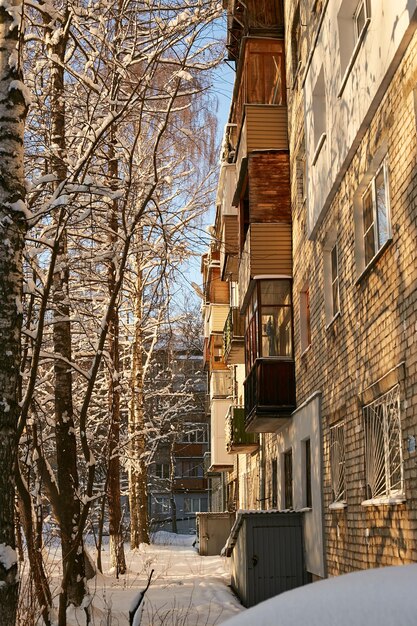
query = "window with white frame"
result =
(330, 421, 346, 505)
(324, 237, 340, 324)
(363, 385, 404, 503)
(153, 495, 170, 515)
(154, 463, 170, 479)
(362, 161, 391, 267)
(354, 156, 391, 275)
(312, 66, 326, 160)
(337, 0, 371, 93)
(354, 0, 370, 41)
(183, 496, 208, 513)
(179, 424, 207, 443)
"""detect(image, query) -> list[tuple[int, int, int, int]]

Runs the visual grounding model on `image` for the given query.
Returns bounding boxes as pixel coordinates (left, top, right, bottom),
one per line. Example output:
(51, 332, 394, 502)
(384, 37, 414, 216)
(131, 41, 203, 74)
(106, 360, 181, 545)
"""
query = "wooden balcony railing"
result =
(225, 406, 258, 454)
(244, 358, 296, 432)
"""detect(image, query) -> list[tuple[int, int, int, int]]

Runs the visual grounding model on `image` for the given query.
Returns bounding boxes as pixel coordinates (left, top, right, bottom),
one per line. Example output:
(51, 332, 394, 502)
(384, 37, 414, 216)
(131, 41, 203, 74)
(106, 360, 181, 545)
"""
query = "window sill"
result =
(355, 237, 393, 284)
(361, 493, 406, 507)
(338, 18, 371, 98)
(301, 345, 311, 358)
(297, 507, 312, 513)
(329, 501, 347, 511)
(325, 310, 341, 330)
(312, 133, 326, 166)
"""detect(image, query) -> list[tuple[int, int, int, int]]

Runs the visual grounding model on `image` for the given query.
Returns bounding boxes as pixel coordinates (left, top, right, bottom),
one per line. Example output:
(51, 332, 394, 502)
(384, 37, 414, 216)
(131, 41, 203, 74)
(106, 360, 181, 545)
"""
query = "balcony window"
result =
(245, 279, 293, 372)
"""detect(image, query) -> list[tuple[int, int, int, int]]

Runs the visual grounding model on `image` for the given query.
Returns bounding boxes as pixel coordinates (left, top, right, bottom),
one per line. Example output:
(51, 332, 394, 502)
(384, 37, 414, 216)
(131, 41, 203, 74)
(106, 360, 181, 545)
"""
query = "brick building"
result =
(202, 0, 417, 591)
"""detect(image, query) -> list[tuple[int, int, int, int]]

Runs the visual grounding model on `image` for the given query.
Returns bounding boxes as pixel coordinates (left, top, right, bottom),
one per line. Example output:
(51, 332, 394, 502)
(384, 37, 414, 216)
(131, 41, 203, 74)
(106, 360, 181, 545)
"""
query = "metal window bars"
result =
(363, 385, 403, 500)
(330, 421, 346, 503)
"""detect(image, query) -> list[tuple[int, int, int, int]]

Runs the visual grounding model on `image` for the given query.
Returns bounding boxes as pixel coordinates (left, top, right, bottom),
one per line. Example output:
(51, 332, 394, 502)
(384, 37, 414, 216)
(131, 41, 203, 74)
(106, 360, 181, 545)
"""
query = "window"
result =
(179, 424, 208, 443)
(312, 66, 326, 160)
(154, 463, 170, 479)
(153, 496, 170, 515)
(354, 0, 370, 41)
(184, 496, 208, 513)
(330, 421, 346, 505)
(177, 458, 204, 478)
(245, 280, 293, 372)
(337, 0, 371, 95)
(305, 439, 312, 508)
(324, 237, 340, 324)
(284, 449, 293, 509)
(362, 162, 390, 267)
(300, 285, 311, 353)
(271, 458, 278, 508)
(291, 5, 302, 80)
(363, 385, 404, 503)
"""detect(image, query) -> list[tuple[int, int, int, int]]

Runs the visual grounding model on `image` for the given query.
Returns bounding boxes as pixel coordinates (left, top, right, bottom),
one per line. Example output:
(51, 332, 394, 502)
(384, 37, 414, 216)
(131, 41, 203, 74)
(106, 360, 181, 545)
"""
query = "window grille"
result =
(330, 421, 346, 503)
(363, 385, 403, 500)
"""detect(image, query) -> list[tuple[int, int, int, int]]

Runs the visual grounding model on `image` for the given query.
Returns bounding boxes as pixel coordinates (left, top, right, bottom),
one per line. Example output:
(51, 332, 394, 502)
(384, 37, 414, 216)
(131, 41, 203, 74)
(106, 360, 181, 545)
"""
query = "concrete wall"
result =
(276, 394, 325, 578)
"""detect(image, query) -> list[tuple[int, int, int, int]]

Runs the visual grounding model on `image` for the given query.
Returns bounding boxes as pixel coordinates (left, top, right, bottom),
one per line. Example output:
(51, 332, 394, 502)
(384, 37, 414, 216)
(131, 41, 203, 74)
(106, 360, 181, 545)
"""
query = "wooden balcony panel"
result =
(220, 215, 239, 280)
(173, 442, 207, 457)
(244, 359, 296, 433)
(225, 406, 259, 454)
(238, 223, 292, 309)
(173, 477, 207, 491)
(208, 304, 230, 335)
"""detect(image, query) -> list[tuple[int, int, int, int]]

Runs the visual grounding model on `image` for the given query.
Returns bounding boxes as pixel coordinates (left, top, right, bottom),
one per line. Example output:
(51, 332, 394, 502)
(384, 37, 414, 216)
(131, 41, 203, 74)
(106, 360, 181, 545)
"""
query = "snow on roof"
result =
(221, 564, 417, 626)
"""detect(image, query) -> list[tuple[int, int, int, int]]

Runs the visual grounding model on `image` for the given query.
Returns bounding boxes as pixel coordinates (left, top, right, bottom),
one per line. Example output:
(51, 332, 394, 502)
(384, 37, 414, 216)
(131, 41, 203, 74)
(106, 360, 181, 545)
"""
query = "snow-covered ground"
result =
(66, 532, 244, 626)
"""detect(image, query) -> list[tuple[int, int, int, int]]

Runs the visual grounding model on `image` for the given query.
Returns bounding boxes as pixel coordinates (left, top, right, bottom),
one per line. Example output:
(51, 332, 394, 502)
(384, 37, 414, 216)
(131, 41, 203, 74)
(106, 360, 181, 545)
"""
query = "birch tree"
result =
(0, 2, 28, 624)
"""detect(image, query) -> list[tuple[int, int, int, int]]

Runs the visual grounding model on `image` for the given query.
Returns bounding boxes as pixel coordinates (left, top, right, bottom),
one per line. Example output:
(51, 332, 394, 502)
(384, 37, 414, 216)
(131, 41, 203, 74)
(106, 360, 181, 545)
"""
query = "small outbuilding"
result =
(224, 510, 307, 608)
(196, 511, 236, 556)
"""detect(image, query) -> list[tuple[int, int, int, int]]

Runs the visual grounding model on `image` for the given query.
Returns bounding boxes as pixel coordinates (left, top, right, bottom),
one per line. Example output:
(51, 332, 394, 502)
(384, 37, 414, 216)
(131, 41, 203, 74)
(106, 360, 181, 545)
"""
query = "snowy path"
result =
(68, 533, 244, 626)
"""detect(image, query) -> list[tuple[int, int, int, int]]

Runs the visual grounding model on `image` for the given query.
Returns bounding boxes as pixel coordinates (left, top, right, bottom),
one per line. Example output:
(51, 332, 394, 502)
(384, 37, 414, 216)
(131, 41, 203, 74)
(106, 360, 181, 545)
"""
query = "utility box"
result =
(226, 511, 306, 607)
(196, 512, 235, 556)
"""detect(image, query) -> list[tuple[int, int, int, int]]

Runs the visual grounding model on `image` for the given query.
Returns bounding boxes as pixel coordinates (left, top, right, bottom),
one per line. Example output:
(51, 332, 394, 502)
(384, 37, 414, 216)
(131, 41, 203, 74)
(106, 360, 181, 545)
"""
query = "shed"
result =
(196, 512, 236, 556)
(225, 510, 306, 607)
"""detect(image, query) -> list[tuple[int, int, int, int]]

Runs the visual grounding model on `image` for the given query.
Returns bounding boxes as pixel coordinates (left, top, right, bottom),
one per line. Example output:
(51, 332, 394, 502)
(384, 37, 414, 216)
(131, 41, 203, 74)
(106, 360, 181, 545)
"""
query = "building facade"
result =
(202, 0, 417, 587)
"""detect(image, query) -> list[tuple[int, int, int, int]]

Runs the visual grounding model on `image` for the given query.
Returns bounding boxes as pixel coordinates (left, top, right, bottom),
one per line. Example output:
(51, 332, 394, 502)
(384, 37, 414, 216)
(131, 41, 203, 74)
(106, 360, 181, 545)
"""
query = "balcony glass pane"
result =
(260, 279, 291, 305)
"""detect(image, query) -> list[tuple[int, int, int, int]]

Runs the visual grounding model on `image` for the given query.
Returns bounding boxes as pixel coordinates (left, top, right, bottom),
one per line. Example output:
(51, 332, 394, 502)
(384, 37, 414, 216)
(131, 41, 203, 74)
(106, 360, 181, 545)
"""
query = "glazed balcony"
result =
(225, 406, 259, 454)
(244, 359, 296, 433)
(229, 38, 287, 157)
(223, 307, 245, 365)
(238, 223, 292, 309)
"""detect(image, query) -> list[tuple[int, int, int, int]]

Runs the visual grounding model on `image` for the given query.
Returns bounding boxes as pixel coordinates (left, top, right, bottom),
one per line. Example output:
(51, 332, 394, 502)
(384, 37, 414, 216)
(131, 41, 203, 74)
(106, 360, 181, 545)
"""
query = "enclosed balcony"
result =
(204, 334, 228, 372)
(210, 398, 234, 472)
(229, 38, 288, 158)
(243, 279, 296, 432)
(244, 359, 296, 432)
(223, 307, 245, 365)
(225, 405, 259, 453)
(238, 222, 292, 309)
(225, 0, 285, 61)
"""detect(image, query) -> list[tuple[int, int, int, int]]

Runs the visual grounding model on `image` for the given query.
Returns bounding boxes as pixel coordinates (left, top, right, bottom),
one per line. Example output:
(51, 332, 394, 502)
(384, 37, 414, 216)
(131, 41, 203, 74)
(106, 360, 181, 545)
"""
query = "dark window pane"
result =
(362, 187, 373, 231)
(364, 227, 375, 266)
(332, 280, 339, 317)
(331, 244, 338, 282)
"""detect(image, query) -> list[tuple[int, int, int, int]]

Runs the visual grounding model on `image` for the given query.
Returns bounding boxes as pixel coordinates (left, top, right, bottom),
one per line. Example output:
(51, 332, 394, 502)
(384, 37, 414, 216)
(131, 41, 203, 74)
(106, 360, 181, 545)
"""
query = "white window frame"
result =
(354, 0, 370, 41)
(153, 495, 170, 515)
(354, 152, 392, 278)
(324, 235, 340, 325)
(361, 161, 391, 268)
(337, 0, 371, 97)
(362, 385, 405, 506)
(329, 421, 346, 509)
(154, 462, 170, 479)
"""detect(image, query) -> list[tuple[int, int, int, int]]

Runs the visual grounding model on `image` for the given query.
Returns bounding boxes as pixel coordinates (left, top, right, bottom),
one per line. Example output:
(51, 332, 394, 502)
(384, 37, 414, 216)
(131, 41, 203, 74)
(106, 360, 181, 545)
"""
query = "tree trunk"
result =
(106, 135, 126, 575)
(48, 14, 87, 619)
(129, 247, 149, 548)
(170, 441, 178, 534)
(0, 3, 28, 623)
